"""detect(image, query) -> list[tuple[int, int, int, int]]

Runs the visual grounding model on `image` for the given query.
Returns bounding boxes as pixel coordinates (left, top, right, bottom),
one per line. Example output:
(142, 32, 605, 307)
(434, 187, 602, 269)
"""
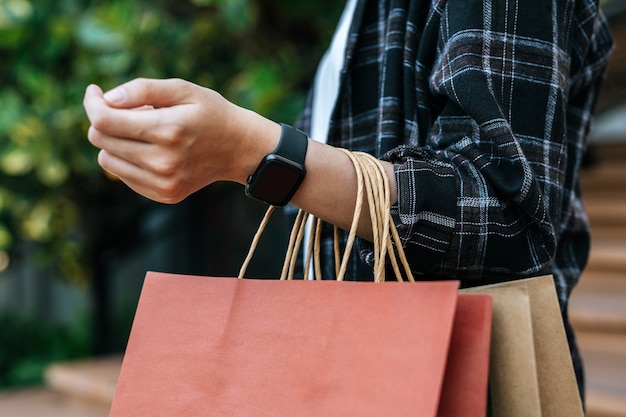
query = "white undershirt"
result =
(305, 0, 357, 278)
(310, 0, 357, 145)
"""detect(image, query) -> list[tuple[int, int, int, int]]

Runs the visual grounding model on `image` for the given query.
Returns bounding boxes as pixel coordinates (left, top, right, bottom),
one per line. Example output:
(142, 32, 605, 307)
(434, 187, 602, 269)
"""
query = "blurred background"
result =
(0, 0, 623, 416)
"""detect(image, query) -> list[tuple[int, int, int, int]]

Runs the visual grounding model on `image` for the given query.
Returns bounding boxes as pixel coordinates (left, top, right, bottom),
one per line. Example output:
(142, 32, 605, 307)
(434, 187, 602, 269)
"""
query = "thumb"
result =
(103, 78, 194, 109)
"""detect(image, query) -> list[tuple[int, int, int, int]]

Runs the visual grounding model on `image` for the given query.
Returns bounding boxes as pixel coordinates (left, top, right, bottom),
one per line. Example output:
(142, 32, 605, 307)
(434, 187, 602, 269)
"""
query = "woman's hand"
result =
(83, 78, 280, 203)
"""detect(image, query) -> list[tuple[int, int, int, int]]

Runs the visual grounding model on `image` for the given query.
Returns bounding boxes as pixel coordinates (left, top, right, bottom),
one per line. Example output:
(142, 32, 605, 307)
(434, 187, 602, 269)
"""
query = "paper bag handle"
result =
(239, 150, 415, 283)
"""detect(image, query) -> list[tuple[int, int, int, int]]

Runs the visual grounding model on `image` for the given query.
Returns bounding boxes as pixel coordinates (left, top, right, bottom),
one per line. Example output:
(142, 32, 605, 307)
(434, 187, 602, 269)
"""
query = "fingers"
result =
(84, 78, 203, 144)
(84, 85, 170, 142)
(97, 150, 161, 202)
(88, 126, 148, 167)
(88, 122, 190, 175)
(97, 149, 190, 204)
(83, 84, 105, 127)
(102, 78, 195, 109)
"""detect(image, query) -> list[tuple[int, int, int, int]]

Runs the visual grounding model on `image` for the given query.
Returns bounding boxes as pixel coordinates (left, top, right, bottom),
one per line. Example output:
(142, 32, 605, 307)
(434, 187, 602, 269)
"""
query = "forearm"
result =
(291, 139, 397, 241)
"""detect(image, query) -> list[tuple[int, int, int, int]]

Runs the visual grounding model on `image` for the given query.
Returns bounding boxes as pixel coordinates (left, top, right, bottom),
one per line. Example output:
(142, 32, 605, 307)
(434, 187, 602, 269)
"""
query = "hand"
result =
(83, 78, 280, 204)
(83, 78, 396, 242)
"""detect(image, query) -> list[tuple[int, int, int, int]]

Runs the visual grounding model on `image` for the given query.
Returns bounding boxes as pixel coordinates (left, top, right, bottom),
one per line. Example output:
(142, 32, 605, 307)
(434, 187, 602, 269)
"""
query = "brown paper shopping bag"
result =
(109, 151, 493, 417)
(462, 276, 585, 417)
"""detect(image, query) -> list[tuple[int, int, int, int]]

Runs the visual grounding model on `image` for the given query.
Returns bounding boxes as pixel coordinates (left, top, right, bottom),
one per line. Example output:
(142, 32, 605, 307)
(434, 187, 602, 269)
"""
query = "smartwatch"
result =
(245, 123, 308, 206)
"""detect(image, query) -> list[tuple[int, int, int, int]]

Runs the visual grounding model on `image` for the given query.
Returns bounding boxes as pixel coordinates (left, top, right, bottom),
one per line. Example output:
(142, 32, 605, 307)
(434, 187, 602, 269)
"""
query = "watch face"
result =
(247, 156, 305, 206)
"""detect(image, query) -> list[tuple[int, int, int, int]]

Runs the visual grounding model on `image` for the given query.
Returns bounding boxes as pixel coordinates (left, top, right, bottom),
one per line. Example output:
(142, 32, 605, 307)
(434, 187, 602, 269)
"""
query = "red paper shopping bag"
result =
(438, 294, 492, 417)
(109, 272, 490, 417)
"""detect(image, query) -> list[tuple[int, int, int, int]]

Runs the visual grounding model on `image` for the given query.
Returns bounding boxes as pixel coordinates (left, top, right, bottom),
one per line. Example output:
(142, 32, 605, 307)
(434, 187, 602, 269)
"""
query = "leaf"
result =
(0, 90, 22, 134)
(220, 0, 257, 33)
(0, 225, 12, 249)
(95, 50, 133, 76)
(190, 0, 215, 6)
(75, 13, 127, 51)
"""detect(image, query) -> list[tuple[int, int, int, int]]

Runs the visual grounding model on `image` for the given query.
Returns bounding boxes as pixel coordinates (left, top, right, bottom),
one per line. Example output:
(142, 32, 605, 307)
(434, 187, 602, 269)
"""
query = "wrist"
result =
(225, 104, 281, 185)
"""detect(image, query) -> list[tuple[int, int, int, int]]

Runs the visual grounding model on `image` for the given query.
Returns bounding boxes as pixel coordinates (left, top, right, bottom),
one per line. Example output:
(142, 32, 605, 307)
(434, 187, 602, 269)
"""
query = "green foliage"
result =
(0, 312, 92, 388)
(0, 0, 343, 282)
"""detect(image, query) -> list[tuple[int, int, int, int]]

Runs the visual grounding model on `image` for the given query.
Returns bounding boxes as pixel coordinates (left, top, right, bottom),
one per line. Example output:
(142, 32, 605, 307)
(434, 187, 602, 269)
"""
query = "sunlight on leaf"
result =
(0, 0, 33, 29)
(22, 202, 53, 242)
(8, 116, 43, 145)
(0, 147, 33, 175)
(37, 158, 70, 187)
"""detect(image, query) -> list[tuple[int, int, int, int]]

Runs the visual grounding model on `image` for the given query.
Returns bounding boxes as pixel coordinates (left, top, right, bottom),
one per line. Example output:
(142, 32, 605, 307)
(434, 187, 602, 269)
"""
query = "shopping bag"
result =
(462, 276, 585, 417)
(438, 293, 493, 417)
(109, 272, 491, 417)
(109, 151, 493, 416)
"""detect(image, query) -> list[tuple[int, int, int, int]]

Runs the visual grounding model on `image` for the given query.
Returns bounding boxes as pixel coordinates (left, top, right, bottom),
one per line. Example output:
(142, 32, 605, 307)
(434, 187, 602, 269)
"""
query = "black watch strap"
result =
(274, 123, 308, 164)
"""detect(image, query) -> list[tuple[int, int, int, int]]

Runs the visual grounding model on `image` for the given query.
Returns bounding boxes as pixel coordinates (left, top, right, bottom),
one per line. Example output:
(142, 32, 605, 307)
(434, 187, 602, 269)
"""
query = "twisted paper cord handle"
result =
(239, 150, 414, 283)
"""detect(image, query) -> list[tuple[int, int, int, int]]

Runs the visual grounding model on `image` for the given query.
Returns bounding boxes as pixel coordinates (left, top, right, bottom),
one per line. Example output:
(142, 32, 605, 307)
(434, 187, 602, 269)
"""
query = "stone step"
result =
(587, 238, 626, 273)
(580, 142, 626, 201)
(43, 356, 121, 408)
(590, 226, 626, 241)
(577, 331, 626, 417)
(570, 271, 626, 334)
(580, 163, 626, 195)
(585, 142, 626, 166)
(0, 388, 110, 417)
(586, 198, 626, 227)
(40, 345, 625, 417)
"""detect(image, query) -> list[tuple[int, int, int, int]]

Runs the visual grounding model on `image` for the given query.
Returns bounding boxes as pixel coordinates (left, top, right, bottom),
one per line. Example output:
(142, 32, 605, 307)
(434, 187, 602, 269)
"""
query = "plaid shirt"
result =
(293, 0, 613, 394)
